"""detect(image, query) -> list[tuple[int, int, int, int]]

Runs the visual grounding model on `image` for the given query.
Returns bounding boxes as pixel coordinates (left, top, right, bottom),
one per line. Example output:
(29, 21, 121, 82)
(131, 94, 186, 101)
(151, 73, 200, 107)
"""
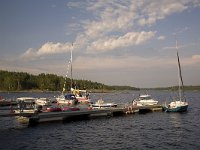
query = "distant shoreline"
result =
(0, 86, 200, 93)
(0, 89, 116, 93)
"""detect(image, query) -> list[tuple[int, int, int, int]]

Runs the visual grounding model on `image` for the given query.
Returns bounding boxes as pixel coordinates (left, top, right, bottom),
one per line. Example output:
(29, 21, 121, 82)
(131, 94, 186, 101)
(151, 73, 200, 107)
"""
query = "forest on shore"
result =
(1, 70, 199, 92)
(0, 70, 139, 92)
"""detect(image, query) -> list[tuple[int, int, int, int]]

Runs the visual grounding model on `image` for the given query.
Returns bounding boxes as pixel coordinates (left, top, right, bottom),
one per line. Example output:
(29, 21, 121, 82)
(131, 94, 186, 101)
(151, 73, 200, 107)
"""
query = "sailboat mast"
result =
(176, 40, 184, 101)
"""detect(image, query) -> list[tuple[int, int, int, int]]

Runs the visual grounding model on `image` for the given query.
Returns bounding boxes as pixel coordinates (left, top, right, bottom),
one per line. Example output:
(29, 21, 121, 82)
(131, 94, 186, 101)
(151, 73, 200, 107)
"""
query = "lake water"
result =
(0, 91, 200, 150)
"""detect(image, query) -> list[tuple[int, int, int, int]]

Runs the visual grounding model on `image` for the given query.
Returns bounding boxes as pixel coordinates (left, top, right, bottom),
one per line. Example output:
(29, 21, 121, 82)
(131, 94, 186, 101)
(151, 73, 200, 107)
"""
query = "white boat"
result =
(163, 41, 188, 112)
(71, 88, 91, 104)
(35, 98, 51, 106)
(133, 94, 158, 106)
(15, 97, 37, 113)
(56, 93, 78, 105)
(91, 99, 117, 109)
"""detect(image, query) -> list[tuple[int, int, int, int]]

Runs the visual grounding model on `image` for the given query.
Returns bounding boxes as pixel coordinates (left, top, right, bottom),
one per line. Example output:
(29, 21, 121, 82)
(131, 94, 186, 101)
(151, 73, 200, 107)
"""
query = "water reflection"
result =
(169, 113, 182, 128)
(168, 113, 186, 144)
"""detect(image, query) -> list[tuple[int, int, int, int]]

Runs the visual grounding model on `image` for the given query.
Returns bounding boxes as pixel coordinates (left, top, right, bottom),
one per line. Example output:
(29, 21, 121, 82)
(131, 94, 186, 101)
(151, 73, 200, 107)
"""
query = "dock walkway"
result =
(0, 104, 163, 125)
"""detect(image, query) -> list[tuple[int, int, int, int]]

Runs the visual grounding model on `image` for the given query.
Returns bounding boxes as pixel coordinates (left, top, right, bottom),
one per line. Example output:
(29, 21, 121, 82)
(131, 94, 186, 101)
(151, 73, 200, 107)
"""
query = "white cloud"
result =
(192, 55, 200, 59)
(73, 53, 200, 72)
(67, 1, 86, 8)
(21, 42, 73, 59)
(83, 0, 195, 38)
(186, 55, 200, 65)
(87, 31, 156, 52)
(37, 42, 71, 55)
(70, 0, 200, 56)
(19, 0, 200, 68)
(138, 1, 188, 26)
(73, 54, 177, 72)
(167, 54, 200, 67)
(84, 1, 134, 38)
(21, 0, 200, 59)
(157, 36, 166, 40)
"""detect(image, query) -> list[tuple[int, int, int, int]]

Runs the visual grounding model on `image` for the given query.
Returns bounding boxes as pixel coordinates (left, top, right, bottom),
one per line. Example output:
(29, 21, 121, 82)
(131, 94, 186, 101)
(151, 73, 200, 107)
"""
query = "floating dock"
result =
(0, 104, 163, 125)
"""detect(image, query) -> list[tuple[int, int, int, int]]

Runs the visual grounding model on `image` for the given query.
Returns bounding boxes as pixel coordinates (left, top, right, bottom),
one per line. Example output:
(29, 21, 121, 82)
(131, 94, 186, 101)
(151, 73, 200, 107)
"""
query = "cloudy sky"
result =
(1, 0, 200, 88)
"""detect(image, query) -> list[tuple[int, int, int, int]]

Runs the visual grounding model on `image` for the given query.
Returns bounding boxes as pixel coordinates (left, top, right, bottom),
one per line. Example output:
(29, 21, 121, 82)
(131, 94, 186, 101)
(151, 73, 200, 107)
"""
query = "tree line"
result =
(0, 70, 138, 91)
(146, 86, 200, 91)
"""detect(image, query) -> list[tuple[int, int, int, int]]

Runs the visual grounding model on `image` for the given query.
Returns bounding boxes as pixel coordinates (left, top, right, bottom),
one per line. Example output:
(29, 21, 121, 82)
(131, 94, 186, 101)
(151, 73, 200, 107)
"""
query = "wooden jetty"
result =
(0, 104, 163, 125)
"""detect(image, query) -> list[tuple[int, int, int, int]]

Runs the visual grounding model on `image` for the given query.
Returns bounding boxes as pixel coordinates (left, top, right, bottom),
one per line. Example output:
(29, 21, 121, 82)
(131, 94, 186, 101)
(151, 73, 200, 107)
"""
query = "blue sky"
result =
(1, 0, 200, 88)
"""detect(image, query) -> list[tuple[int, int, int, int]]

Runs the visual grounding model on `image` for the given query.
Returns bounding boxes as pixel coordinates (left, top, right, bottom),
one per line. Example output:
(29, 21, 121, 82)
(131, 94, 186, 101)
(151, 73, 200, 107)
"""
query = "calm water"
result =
(0, 91, 200, 150)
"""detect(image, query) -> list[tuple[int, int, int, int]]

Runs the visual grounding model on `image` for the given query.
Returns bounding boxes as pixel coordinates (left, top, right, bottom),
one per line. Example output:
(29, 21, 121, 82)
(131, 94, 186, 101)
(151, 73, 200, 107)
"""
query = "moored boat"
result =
(56, 93, 78, 105)
(15, 97, 37, 113)
(133, 94, 158, 106)
(71, 88, 91, 104)
(162, 41, 189, 112)
(91, 99, 117, 109)
(35, 98, 51, 106)
(163, 101, 188, 112)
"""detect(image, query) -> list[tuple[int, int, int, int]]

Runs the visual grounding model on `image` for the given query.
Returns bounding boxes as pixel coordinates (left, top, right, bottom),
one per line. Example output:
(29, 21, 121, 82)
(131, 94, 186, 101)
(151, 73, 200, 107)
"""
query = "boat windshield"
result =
(140, 96, 151, 100)
(65, 94, 76, 100)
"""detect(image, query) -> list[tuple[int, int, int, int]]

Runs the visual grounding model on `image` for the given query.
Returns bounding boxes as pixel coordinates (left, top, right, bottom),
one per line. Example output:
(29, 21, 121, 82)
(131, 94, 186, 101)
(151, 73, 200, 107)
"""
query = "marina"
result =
(1, 1, 200, 150)
(0, 91, 199, 150)
(0, 100, 163, 125)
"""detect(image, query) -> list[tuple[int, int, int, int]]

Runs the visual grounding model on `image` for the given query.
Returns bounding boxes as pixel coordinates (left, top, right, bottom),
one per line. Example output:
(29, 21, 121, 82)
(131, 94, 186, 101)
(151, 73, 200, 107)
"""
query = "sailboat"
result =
(69, 44, 91, 104)
(56, 43, 78, 105)
(57, 43, 90, 105)
(163, 41, 188, 112)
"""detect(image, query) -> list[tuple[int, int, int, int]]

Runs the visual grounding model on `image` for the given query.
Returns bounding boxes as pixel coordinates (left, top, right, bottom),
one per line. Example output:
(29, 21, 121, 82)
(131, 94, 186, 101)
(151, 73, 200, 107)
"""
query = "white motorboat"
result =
(133, 94, 158, 106)
(35, 98, 51, 106)
(15, 97, 37, 113)
(91, 99, 117, 109)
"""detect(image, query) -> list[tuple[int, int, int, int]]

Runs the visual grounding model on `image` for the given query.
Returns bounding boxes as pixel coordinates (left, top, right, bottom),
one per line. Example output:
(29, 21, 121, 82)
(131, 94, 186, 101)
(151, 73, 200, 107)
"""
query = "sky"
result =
(1, 0, 200, 88)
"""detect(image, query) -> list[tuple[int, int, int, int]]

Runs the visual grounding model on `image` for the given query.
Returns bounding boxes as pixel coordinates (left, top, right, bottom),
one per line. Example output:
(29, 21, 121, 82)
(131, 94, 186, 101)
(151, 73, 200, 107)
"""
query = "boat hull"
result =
(91, 103, 117, 109)
(135, 101, 158, 106)
(163, 105, 188, 112)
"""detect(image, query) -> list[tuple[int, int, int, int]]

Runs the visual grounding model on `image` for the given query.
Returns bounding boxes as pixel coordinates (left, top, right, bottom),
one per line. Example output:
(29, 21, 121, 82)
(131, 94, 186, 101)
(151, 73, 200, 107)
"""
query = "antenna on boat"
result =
(70, 43, 73, 92)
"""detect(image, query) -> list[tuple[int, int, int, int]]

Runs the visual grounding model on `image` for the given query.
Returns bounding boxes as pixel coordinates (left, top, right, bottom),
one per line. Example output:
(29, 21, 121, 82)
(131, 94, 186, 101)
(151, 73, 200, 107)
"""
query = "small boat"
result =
(56, 94, 78, 105)
(15, 97, 37, 113)
(91, 99, 117, 109)
(35, 98, 51, 106)
(163, 100, 188, 112)
(163, 41, 188, 112)
(133, 94, 158, 106)
(71, 88, 91, 104)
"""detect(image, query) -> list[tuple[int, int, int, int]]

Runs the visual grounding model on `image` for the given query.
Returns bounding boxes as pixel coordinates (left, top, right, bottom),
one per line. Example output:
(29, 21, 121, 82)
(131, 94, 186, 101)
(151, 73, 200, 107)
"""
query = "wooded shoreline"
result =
(1, 70, 199, 92)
